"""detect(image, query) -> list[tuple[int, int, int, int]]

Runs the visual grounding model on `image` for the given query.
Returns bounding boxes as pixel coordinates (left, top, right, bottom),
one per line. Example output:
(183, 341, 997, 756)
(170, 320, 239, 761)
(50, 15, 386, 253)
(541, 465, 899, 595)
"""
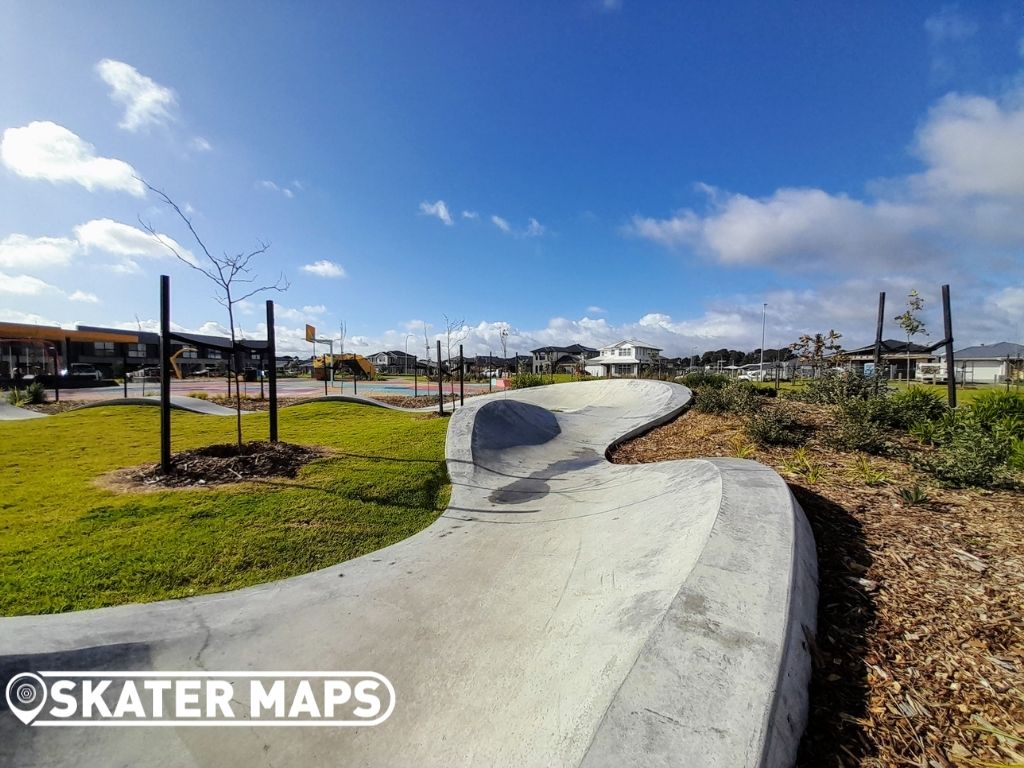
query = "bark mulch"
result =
(609, 403, 1024, 767)
(124, 441, 326, 489)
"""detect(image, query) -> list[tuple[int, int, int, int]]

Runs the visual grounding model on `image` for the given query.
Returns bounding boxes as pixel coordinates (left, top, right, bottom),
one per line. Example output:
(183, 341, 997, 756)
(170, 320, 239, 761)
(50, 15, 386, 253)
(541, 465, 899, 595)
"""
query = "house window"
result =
(207, 350, 221, 359)
(93, 342, 115, 356)
(181, 348, 198, 359)
(127, 343, 147, 358)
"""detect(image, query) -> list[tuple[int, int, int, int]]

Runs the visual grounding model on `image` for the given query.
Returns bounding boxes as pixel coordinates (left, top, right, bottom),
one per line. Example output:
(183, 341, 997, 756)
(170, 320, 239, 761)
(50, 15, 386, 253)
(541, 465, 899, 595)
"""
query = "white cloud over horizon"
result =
(96, 59, 176, 131)
(1, 122, 145, 196)
(74, 218, 197, 269)
(491, 214, 510, 233)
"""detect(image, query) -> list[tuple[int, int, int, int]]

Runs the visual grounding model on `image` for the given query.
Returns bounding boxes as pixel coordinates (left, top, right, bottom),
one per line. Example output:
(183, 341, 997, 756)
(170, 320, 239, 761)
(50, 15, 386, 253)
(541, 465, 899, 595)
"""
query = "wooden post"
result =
(122, 346, 128, 398)
(942, 284, 956, 408)
(459, 343, 464, 406)
(266, 300, 278, 442)
(414, 356, 418, 397)
(873, 291, 885, 375)
(159, 275, 172, 473)
(51, 346, 59, 402)
(437, 340, 444, 415)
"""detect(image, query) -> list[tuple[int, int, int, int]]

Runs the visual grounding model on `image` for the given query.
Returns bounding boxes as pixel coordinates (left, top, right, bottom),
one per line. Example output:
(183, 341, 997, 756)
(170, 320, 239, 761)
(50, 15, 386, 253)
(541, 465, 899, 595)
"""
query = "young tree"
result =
(139, 181, 288, 449)
(790, 330, 844, 375)
(894, 290, 927, 381)
(442, 314, 469, 400)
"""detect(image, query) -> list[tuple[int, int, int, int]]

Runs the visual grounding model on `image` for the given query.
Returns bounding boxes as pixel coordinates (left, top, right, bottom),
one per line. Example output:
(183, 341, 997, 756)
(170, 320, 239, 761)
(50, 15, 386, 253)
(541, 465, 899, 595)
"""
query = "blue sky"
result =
(2, 1, 1023, 356)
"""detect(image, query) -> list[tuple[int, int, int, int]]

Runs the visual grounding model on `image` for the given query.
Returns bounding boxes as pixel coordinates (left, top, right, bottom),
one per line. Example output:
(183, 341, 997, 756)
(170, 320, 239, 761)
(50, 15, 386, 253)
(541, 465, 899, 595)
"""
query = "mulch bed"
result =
(21, 400, 84, 414)
(124, 441, 326, 488)
(610, 402, 1024, 767)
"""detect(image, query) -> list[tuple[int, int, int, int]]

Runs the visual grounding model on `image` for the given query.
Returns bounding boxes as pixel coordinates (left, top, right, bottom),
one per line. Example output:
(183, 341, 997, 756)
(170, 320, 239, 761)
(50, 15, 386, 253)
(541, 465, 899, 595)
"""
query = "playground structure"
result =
(312, 352, 375, 381)
(168, 346, 198, 379)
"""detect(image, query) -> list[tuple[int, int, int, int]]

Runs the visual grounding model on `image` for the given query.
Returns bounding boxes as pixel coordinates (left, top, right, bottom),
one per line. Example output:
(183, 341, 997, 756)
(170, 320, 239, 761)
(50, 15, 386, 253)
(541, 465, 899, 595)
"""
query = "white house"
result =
(586, 340, 663, 378)
(938, 342, 1024, 385)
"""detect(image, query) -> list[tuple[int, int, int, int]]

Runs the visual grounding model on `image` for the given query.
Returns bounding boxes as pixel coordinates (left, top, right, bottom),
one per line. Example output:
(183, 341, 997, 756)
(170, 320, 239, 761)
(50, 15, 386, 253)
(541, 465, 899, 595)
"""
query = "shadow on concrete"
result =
(791, 485, 876, 767)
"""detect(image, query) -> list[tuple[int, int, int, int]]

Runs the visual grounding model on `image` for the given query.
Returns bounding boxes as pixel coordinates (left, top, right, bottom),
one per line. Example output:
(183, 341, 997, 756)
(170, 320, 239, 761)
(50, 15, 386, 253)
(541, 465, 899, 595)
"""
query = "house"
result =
(586, 340, 663, 378)
(938, 342, 1024, 385)
(843, 340, 936, 380)
(368, 350, 417, 375)
(530, 345, 598, 375)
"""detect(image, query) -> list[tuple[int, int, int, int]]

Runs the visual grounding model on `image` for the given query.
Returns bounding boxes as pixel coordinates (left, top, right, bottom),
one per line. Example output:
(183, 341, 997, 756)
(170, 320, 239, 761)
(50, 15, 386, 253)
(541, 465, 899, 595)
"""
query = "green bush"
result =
(508, 372, 549, 389)
(887, 387, 947, 429)
(677, 371, 731, 390)
(6, 382, 46, 406)
(970, 391, 1024, 431)
(912, 416, 1011, 488)
(787, 370, 888, 405)
(693, 381, 763, 415)
(831, 398, 889, 454)
(745, 406, 803, 447)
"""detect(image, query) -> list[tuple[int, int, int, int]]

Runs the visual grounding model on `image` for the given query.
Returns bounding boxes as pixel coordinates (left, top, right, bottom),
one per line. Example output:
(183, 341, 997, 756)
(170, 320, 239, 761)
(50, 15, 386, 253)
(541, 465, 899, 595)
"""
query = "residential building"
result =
(586, 340, 663, 378)
(843, 340, 936, 380)
(368, 350, 417, 374)
(530, 344, 598, 374)
(938, 342, 1024, 385)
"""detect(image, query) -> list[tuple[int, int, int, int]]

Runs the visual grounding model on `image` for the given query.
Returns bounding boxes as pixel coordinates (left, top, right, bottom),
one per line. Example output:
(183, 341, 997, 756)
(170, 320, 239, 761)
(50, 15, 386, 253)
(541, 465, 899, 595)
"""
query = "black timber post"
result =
(459, 343, 464, 406)
(52, 346, 59, 402)
(873, 292, 885, 371)
(267, 300, 279, 442)
(942, 284, 956, 409)
(159, 275, 172, 474)
(122, 345, 128, 398)
(437, 340, 444, 415)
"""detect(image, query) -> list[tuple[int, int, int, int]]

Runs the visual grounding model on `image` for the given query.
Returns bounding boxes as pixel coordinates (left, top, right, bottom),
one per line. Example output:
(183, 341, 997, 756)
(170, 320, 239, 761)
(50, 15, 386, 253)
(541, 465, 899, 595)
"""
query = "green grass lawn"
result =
(0, 403, 449, 616)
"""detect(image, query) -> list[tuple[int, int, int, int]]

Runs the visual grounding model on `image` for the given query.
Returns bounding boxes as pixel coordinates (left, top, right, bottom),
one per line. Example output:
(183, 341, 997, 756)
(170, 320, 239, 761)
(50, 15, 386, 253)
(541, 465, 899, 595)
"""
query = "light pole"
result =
(759, 302, 767, 381)
(405, 334, 415, 375)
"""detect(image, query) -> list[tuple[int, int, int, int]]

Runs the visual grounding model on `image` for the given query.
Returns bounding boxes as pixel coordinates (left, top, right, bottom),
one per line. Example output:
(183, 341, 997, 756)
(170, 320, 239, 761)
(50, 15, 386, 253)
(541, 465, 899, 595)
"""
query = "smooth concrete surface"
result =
(72, 395, 255, 416)
(0, 402, 46, 420)
(0, 379, 817, 768)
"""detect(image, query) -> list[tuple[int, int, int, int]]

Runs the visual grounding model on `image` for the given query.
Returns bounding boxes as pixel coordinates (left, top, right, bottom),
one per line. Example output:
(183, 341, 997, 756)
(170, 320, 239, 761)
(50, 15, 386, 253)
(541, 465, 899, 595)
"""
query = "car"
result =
(68, 363, 103, 381)
(127, 367, 161, 381)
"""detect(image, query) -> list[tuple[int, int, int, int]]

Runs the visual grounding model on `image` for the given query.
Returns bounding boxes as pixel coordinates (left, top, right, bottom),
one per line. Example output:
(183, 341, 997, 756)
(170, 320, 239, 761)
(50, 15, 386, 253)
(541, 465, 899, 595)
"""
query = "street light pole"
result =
(759, 302, 767, 381)
(405, 334, 414, 375)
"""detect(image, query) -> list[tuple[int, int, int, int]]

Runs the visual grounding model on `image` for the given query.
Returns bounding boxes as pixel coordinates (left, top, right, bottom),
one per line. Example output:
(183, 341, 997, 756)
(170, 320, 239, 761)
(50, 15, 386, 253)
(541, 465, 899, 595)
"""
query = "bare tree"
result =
(442, 314, 469, 400)
(139, 180, 288, 448)
(895, 290, 927, 381)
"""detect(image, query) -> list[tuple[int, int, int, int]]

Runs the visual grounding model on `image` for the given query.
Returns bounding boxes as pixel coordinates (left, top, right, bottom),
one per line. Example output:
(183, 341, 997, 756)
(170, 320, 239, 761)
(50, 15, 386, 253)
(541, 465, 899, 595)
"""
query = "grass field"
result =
(0, 403, 449, 616)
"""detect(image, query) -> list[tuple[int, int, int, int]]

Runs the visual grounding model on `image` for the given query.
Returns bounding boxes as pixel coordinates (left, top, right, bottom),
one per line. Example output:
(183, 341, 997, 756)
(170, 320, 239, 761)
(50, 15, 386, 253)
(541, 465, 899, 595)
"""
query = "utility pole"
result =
(759, 302, 767, 382)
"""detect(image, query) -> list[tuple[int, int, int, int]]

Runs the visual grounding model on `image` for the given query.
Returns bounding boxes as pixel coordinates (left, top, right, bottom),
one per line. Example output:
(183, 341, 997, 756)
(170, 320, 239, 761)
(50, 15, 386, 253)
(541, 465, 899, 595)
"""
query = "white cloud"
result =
(525, 217, 546, 237)
(491, 215, 511, 233)
(96, 59, 176, 131)
(0, 271, 59, 295)
(585, 306, 606, 315)
(924, 8, 977, 45)
(461, 210, 479, 220)
(912, 91, 1024, 198)
(419, 200, 453, 226)
(257, 179, 299, 198)
(0, 234, 78, 270)
(301, 259, 346, 278)
(68, 290, 100, 303)
(601, 0, 622, 12)
(74, 218, 197, 267)
(991, 285, 1024, 317)
(628, 187, 938, 269)
(189, 136, 212, 152)
(1, 122, 145, 196)
(302, 304, 327, 315)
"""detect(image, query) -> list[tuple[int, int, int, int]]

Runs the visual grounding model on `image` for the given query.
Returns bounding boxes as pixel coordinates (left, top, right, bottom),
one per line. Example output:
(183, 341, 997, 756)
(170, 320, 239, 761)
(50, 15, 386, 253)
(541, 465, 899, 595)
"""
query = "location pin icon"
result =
(5, 673, 47, 725)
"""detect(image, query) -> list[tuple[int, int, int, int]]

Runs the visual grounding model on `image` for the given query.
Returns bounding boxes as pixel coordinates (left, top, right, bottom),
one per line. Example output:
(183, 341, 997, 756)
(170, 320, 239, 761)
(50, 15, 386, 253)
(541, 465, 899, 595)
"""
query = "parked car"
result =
(68, 363, 103, 381)
(127, 367, 161, 381)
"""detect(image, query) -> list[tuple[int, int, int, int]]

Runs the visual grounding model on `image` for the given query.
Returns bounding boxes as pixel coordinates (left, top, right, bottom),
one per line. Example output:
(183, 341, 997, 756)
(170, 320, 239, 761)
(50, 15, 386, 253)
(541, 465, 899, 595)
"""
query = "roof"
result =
(942, 341, 1024, 360)
(845, 339, 933, 356)
(604, 339, 662, 351)
(0, 322, 139, 344)
(530, 344, 598, 355)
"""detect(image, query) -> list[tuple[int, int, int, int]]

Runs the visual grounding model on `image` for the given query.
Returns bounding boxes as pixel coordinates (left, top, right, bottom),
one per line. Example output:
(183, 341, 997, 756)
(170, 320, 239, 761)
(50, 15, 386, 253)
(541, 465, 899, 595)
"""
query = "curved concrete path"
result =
(0, 379, 816, 767)
(72, 395, 254, 416)
(0, 402, 47, 420)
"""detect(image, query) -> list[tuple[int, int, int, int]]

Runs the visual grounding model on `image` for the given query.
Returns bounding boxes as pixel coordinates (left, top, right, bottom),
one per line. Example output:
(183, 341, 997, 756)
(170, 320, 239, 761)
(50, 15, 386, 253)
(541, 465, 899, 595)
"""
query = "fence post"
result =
(159, 275, 171, 473)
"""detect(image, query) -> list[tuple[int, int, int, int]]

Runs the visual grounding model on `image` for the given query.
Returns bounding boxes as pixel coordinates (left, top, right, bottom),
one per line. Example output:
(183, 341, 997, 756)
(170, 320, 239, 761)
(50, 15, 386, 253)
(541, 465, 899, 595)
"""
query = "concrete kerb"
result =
(0, 379, 816, 768)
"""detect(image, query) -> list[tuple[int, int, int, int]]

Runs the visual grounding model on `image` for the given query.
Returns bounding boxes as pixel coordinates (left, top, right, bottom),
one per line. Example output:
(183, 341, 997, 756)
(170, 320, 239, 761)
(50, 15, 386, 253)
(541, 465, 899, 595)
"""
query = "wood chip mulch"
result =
(124, 441, 325, 488)
(609, 403, 1024, 767)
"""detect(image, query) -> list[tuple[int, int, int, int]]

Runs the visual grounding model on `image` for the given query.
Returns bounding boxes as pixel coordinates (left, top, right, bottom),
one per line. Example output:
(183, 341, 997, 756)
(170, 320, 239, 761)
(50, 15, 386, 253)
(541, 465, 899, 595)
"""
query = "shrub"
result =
(970, 391, 1024, 430)
(849, 456, 889, 486)
(887, 387, 947, 429)
(186, 391, 210, 400)
(693, 381, 763, 415)
(912, 415, 1011, 488)
(677, 371, 731, 390)
(831, 398, 889, 454)
(787, 370, 888, 405)
(508, 372, 548, 389)
(745, 406, 803, 447)
(6, 383, 46, 406)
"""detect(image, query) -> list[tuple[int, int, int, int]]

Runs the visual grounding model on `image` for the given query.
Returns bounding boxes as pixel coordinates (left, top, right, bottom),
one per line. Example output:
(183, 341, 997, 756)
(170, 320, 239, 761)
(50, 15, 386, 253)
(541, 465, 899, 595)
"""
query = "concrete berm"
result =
(0, 378, 817, 767)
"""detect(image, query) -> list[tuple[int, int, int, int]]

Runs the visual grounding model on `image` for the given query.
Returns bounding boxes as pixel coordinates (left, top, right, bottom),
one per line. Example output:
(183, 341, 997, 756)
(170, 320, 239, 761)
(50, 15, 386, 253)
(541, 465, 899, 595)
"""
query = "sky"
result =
(2, 1, 1024, 358)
